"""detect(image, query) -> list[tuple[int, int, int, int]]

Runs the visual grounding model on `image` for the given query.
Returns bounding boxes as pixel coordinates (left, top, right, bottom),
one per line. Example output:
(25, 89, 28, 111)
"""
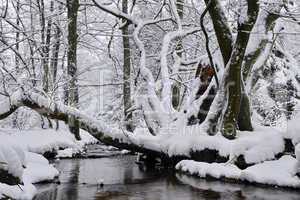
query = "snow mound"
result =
(177, 156, 300, 188)
(0, 140, 25, 180)
(23, 152, 59, 184)
(0, 150, 58, 199)
(176, 160, 241, 179)
(57, 148, 74, 158)
(241, 156, 300, 187)
(232, 129, 285, 164)
(0, 129, 87, 199)
(0, 183, 36, 200)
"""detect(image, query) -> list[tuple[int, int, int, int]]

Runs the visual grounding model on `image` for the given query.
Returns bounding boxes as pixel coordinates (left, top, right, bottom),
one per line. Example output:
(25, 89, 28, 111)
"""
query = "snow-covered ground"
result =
(0, 129, 97, 199)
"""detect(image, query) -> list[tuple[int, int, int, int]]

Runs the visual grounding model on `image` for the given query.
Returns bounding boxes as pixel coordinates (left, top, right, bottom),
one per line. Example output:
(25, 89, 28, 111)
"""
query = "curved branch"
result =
(92, 0, 138, 25)
(200, 0, 219, 88)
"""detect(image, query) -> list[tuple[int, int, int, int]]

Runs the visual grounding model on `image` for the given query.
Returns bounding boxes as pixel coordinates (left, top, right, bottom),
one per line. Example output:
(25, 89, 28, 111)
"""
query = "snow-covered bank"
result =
(0, 150, 60, 199)
(0, 129, 97, 199)
(176, 155, 300, 188)
(0, 129, 97, 157)
(0, 149, 57, 199)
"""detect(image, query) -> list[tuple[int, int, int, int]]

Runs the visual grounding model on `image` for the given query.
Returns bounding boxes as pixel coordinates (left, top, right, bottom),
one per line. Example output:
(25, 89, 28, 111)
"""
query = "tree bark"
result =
(221, 1, 259, 139)
(191, 0, 233, 126)
(67, 0, 80, 140)
(37, 0, 49, 93)
(172, 0, 184, 110)
(12, 0, 20, 128)
(204, 0, 233, 65)
(122, 0, 133, 132)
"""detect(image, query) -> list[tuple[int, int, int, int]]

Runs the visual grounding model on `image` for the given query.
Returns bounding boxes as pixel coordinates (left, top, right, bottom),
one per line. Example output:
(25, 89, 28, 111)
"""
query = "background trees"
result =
(0, 0, 299, 145)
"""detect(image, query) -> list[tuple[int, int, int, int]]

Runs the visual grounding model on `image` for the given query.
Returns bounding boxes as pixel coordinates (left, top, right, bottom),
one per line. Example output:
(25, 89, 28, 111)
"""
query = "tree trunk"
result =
(67, 0, 80, 140)
(15, 0, 20, 71)
(204, 0, 233, 65)
(122, 0, 133, 132)
(221, 1, 259, 139)
(50, 1, 62, 130)
(172, 0, 184, 110)
(12, 0, 20, 128)
(237, 8, 280, 131)
(37, 0, 49, 93)
(190, 0, 233, 126)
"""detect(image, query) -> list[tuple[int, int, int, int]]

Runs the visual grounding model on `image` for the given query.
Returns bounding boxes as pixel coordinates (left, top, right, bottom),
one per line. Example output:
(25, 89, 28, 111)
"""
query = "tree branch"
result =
(203, 0, 233, 65)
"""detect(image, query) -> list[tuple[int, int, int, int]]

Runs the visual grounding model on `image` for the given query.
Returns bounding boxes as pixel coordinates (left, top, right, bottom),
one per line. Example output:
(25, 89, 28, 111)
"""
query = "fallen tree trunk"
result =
(1, 89, 181, 162)
(0, 89, 287, 169)
(0, 89, 232, 166)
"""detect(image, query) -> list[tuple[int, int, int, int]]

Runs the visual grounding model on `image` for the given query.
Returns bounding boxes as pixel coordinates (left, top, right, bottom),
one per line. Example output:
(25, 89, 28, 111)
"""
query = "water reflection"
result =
(176, 174, 300, 200)
(34, 155, 300, 200)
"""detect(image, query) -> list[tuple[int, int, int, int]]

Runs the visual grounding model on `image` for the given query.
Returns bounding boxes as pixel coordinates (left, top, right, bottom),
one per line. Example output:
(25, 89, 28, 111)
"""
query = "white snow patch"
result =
(0, 183, 36, 200)
(57, 148, 74, 158)
(232, 128, 285, 164)
(23, 162, 58, 184)
(23, 152, 59, 184)
(0, 129, 97, 155)
(177, 156, 300, 188)
(137, 126, 284, 164)
(0, 141, 25, 179)
(176, 160, 241, 179)
(241, 156, 300, 187)
(0, 129, 93, 199)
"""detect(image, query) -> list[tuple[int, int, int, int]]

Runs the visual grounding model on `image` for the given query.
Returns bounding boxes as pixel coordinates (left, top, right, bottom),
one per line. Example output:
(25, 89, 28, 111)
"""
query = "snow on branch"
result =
(92, 0, 138, 25)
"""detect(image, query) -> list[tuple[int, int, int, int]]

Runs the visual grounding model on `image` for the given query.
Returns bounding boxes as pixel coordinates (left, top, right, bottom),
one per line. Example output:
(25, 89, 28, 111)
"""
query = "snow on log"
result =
(0, 89, 287, 166)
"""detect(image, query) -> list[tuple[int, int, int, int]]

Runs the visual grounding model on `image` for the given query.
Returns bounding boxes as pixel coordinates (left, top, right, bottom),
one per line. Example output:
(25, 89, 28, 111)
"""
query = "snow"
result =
(0, 140, 25, 179)
(56, 148, 74, 158)
(241, 156, 300, 187)
(176, 156, 300, 188)
(231, 128, 285, 164)
(132, 126, 284, 165)
(0, 129, 97, 199)
(23, 152, 59, 184)
(0, 129, 97, 155)
(0, 183, 36, 200)
(0, 150, 58, 199)
(287, 114, 300, 144)
(176, 160, 241, 179)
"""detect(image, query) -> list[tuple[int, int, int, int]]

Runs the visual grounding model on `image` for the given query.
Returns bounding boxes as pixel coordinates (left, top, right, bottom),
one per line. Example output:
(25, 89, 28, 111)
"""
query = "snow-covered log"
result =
(0, 89, 288, 169)
(4, 89, 165, 157)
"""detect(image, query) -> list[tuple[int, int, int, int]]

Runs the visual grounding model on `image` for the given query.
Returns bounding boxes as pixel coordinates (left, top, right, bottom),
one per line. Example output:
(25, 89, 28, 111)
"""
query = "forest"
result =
(1, 0, 300, 199)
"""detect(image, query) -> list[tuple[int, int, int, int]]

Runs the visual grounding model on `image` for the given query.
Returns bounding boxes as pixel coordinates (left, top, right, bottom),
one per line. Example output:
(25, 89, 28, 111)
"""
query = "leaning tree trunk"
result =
(67, 0, 80, 140)
(221, 1, 259, 139)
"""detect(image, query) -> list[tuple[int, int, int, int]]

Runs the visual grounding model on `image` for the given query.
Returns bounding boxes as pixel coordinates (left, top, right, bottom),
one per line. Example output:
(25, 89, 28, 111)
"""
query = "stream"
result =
(34, 144, 300, 200)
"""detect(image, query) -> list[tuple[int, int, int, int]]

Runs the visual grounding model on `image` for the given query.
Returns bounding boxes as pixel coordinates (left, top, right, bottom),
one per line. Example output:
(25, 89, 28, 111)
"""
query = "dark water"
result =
(34, 147, 300, 200)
